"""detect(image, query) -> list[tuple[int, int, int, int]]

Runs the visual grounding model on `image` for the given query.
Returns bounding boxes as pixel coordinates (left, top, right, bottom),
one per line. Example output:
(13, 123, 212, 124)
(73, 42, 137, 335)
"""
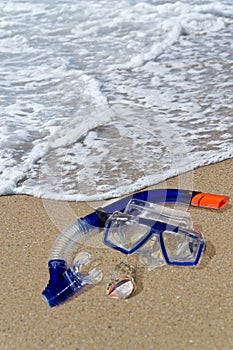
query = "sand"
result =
(1, 159, 233, 350)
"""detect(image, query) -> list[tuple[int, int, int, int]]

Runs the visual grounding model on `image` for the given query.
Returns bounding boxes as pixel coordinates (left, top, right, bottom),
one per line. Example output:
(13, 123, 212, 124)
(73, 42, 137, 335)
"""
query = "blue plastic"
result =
(42, 260, 84, 307)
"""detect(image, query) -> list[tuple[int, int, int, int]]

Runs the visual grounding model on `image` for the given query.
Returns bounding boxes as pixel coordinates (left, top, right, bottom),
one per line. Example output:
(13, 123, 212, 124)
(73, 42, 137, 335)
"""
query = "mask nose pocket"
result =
(136, 235, 166, 270)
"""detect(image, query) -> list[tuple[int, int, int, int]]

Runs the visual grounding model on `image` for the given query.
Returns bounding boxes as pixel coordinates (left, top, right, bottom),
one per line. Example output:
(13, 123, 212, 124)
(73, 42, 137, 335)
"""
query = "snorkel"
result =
(42, 189, 229, 307)
(42, 212, 103, 307)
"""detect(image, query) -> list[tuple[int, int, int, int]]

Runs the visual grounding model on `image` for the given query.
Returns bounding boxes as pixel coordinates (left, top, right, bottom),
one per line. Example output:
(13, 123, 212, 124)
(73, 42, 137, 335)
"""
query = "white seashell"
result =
(106, 275, 136, 299)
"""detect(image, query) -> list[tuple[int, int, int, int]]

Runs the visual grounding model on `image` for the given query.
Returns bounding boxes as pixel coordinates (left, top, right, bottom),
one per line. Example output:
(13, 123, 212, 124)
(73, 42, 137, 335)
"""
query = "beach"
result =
(1, 158, 233, 350)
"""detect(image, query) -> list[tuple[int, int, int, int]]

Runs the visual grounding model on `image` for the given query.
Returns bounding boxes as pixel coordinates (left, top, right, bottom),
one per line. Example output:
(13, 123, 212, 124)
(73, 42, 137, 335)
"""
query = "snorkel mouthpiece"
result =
(42, 253, 102, 308)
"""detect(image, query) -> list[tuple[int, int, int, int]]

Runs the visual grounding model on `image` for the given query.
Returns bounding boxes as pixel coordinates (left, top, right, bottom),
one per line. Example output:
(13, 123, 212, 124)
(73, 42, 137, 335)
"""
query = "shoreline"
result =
(1, 159, 233, 350)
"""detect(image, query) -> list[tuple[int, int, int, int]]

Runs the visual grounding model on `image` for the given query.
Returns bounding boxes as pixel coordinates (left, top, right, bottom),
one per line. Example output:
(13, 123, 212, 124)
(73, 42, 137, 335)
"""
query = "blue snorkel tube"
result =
(42, 189, 229, 307)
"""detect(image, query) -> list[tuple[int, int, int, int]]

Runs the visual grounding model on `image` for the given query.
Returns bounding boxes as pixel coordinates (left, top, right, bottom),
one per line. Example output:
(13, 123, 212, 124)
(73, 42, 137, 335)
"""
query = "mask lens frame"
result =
(160, 228, 205, 266)
(103, 212, 156, 254)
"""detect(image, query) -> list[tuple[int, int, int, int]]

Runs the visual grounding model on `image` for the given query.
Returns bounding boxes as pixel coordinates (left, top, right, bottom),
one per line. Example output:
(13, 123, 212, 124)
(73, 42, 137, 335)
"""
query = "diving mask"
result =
(104, 199, 205, 269)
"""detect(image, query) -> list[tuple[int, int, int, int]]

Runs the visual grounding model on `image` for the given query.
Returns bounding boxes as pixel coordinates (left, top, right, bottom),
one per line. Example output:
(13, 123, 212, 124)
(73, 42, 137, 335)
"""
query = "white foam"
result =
(0, 0, 232, 201)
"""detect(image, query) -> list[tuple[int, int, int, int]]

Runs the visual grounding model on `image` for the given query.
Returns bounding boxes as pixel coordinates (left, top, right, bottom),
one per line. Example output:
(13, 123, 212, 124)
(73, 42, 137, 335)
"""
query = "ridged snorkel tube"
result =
(42, 189, 229, 307)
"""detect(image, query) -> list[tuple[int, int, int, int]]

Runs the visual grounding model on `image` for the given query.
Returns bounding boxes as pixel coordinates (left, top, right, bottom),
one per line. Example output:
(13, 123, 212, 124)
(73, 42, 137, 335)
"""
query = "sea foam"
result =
(0, 0, 232, 201)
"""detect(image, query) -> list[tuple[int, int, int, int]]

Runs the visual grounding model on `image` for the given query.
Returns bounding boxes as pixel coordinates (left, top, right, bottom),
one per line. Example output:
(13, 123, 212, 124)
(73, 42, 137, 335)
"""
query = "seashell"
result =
(106, 275, 136, 299)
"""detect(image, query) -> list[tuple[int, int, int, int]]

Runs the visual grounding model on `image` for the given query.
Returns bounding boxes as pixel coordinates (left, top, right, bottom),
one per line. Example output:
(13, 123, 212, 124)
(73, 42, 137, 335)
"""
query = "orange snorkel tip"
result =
(191, 192, 230, 209)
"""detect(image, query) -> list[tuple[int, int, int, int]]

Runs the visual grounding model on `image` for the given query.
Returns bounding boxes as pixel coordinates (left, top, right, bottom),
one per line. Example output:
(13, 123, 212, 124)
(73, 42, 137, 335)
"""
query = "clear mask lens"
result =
(162, 229, 204, 264)
(105, 212, 150, 252)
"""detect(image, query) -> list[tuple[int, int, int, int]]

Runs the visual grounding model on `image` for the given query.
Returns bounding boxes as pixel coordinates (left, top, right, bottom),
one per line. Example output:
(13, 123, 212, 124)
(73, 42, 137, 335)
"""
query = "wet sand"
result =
(1, 159, 233, 350)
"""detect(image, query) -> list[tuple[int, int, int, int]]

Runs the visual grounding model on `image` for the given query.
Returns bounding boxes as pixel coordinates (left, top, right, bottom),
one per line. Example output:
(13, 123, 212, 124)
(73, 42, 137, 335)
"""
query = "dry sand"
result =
(1, 159, 233, 350)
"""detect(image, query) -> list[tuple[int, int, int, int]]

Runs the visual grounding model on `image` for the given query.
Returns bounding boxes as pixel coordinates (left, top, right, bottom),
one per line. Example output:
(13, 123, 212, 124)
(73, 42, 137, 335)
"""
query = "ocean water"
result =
(1, 0, 233, 201)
